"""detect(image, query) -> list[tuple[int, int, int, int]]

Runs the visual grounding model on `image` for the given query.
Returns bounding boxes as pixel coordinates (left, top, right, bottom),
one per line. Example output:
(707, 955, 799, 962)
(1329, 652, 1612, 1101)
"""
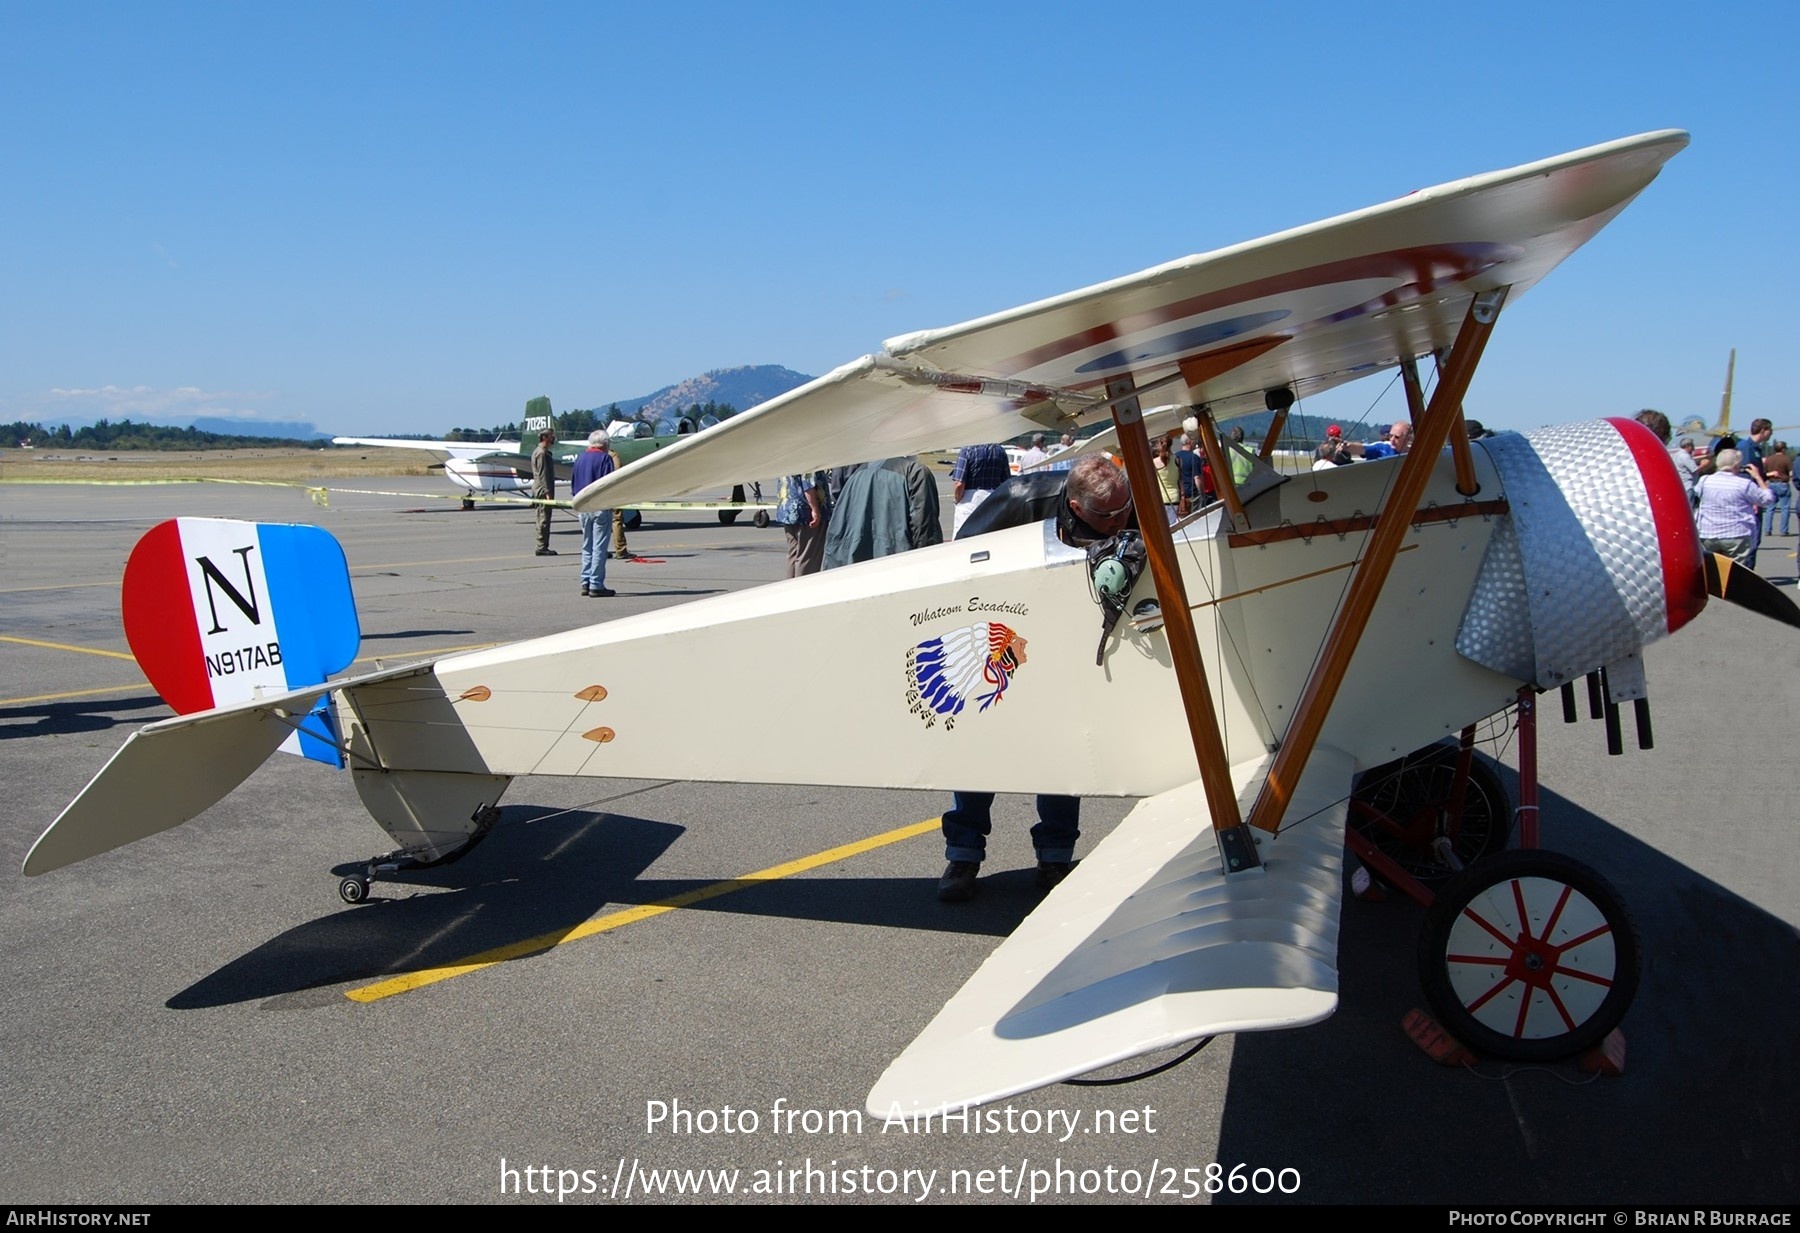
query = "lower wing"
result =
(331, 436, 512, 461)
(866, 747, 1352, 1117)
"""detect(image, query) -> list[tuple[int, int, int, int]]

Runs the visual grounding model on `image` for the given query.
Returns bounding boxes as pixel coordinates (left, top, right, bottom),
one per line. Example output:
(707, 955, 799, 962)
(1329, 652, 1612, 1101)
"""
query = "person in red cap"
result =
(1326, 424, 1342, 439)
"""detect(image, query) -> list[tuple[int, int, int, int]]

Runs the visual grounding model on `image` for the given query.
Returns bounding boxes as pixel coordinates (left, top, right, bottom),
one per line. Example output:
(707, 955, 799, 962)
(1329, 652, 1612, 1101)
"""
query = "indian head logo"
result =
(904, 622, 1027, 731)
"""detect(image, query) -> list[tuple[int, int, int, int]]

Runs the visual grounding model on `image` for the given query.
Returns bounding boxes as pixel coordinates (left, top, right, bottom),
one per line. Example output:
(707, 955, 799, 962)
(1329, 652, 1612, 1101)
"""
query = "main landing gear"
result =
(1350, 694, 1640, 1063)
(1417, 850, 1639, 1061)
(1351, 740, 1511, 884)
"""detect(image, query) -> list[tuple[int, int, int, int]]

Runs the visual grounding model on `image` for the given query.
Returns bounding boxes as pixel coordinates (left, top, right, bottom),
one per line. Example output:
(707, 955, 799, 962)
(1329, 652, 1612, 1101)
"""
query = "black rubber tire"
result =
(338, 876, 371, 905)
(752, 510, 770, 529)
(1418, 850, 1639, 1061)
(1351, 742, 1512, 884)
(624, 509, 642, 531)
(720, 485, 744, 524)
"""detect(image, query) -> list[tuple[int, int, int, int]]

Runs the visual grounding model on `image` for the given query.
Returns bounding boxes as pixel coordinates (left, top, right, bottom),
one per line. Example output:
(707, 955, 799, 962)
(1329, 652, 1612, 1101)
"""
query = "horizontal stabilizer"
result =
(866, 748, 1353, 1117)
(331, 436, 508, 460)
(24, 663, 432, 875)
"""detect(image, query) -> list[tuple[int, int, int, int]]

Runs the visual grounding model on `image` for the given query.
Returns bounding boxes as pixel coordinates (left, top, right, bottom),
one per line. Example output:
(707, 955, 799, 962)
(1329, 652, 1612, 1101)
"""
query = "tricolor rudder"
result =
(121, 518, 360, 765)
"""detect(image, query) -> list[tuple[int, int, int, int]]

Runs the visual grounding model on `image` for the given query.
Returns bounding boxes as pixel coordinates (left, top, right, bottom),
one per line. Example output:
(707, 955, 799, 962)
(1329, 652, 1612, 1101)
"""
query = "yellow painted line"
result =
(0, 682, 148, 706)
(0, 637, 497, 713)
(347, 817, 942, 1003)
(0, 634, 136, 661)
(0, 581, 120, 595)
(0, 631, 490, 669)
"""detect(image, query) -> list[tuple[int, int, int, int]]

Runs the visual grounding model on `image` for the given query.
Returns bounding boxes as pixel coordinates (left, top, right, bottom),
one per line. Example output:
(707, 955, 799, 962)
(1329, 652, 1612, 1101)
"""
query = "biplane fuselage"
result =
(348, 451, 1516, 801)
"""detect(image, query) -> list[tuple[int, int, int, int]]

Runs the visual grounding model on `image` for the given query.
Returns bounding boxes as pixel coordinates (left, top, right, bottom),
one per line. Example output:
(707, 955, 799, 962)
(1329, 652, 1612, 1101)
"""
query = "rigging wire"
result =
(1063, 1036, 1215, 1087)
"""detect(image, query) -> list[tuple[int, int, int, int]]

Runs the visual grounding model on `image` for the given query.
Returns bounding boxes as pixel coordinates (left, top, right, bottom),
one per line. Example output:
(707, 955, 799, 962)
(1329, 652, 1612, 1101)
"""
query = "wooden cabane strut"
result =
(1102, 287, 1510, 873)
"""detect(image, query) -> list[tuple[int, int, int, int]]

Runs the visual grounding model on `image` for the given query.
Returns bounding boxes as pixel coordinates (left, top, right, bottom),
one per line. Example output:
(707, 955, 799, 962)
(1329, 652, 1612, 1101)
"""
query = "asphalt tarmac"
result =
(1, 475, 1795, 1206)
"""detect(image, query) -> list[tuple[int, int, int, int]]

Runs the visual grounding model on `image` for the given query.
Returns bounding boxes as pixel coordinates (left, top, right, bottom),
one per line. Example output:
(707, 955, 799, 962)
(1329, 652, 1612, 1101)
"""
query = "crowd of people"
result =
(1637, 410, 1787, 569)
(529, 405, 1793, 617)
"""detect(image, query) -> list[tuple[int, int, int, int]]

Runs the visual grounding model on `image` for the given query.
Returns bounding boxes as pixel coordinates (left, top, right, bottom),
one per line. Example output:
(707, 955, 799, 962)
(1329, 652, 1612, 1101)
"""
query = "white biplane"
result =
(27, 130, 1795, 1118)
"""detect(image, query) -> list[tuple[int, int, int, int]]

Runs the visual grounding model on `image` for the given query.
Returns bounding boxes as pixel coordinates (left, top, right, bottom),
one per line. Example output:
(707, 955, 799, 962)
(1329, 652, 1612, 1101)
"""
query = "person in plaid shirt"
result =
(950, 442, 1010, 536)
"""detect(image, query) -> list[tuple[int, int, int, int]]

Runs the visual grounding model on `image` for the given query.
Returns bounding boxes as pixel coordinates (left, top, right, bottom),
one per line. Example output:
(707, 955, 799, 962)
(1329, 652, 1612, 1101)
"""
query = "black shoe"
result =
(581, 587, 591, 596)
(536, 548, 557, 556)
(589, 587, 615, 597)
(612, 551, 632, 560)
(1034, 860, 1077, 891)
(937, 861, 979, 903)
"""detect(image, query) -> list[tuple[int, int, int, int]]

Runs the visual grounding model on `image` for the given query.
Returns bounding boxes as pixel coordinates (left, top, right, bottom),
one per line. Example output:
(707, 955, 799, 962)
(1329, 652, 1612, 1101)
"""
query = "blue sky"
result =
(2, 1, 1793, 436)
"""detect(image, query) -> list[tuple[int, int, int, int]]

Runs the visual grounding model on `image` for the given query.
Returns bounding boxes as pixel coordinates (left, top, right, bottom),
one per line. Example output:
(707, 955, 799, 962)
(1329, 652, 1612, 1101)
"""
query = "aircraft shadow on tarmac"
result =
(0, 693, 165, 740)
(167, 807, 684, 1009)
(162, 772, 1797, 1205)
(1212, 773, 1799, 1205)
(606, 586, 727, 599)
(166, 803, 1030, 1011)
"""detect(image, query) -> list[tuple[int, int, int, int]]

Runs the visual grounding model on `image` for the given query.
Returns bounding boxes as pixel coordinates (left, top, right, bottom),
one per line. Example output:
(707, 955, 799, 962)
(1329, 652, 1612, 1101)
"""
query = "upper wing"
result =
(574, 356, 1108, 510)
(576, 130, 1685, 511)
(331, 436, 515, 462)
(866, 747, 1353, 1116)
(1040, 403, 1190, 467)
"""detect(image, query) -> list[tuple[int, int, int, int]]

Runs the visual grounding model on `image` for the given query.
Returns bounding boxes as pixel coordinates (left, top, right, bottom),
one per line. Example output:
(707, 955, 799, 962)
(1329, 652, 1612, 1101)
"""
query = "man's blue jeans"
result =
(942, 792, 1079, 864)
(579, 511, 609, 591)
(1767, 481, 1791, 536)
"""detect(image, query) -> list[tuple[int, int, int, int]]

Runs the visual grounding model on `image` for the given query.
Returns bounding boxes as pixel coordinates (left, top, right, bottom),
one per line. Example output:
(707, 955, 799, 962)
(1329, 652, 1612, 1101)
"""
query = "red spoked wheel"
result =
(1352, 742, 1512, 885)
(1418, 850, 1639, 1061)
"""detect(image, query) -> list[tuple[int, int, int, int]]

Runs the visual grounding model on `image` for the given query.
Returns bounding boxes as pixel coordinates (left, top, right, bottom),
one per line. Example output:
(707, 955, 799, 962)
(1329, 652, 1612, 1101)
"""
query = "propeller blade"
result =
(1702, 553, 1800, 629)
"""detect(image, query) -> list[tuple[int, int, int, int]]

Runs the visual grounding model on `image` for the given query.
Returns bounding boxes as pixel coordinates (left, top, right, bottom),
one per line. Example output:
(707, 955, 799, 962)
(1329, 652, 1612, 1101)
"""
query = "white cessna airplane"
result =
(332, 399, 713, 510)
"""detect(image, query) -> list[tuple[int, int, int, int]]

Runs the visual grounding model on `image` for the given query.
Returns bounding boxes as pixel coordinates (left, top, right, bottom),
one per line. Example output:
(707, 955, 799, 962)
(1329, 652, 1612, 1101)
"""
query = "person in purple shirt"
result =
(1694, 448, 1772, 567)
(570, 430, 617, 597)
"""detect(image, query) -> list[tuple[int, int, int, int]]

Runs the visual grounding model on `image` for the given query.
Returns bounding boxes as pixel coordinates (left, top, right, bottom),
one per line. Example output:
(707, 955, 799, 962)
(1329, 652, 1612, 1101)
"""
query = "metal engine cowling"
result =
(1456, 417, 1705, 692)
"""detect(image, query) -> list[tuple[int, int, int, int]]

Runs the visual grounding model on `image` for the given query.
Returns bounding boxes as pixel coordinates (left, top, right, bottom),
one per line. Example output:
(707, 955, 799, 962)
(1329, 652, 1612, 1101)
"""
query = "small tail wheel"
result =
(1418, 850, 1639, 1061)
(338, 875, 372, 905)
(1352, 742, 1512, 884)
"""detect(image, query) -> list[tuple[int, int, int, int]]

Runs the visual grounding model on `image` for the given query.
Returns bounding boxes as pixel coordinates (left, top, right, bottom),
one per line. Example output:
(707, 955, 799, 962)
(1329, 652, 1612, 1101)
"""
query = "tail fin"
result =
(121, 518, 360, 765)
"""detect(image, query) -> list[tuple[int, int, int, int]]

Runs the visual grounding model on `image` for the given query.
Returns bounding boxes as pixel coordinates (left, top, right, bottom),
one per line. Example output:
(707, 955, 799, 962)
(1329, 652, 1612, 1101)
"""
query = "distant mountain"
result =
(600, 365, 815, 420)
(189, 417, 330, 440)
(575, 365, 1384, 447)
(33, 413, 328, 440)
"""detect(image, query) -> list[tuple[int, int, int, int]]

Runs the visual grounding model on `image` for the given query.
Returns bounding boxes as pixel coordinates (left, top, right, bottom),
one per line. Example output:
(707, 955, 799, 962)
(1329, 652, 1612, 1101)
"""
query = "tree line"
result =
(445, 401, 739, 442)
(4, 419, 318, 451)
